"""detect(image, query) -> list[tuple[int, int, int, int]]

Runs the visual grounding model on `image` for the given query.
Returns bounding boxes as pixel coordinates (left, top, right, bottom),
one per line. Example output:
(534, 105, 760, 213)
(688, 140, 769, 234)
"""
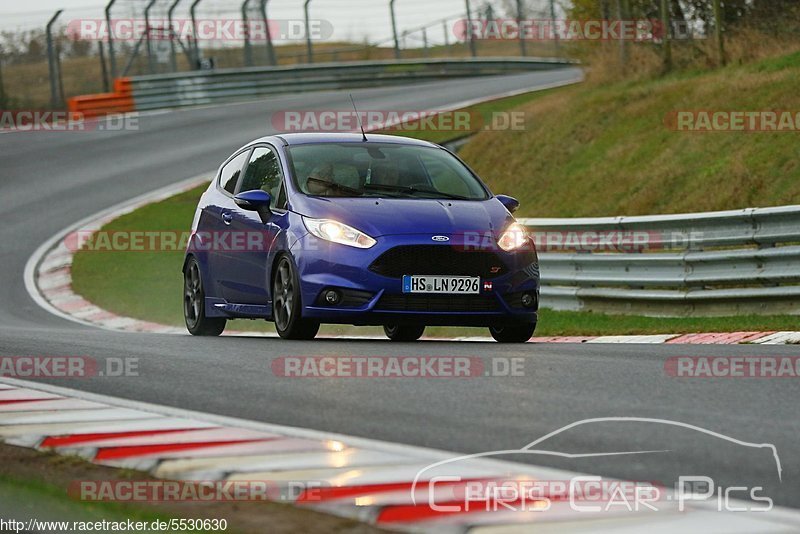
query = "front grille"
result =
(375, 294, 500, 312)
(369, 246, 508, 279)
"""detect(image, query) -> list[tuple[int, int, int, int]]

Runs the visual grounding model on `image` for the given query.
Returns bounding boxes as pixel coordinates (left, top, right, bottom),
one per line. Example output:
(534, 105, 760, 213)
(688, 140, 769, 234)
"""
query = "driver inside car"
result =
(306, 163, 339, 196)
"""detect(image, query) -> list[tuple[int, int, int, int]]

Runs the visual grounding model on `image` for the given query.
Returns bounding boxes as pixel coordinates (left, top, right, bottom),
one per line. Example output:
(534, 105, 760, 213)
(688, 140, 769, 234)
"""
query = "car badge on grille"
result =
(431, 235, 450, 242)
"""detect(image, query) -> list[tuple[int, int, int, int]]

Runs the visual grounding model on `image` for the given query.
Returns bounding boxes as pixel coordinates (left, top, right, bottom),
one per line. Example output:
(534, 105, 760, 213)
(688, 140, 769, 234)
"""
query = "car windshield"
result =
(287, 142, 489, 200)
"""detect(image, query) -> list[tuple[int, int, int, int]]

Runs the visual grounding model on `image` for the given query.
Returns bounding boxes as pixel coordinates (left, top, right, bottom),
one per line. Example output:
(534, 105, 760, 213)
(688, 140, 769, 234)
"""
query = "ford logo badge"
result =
(432, 235, 450, 242)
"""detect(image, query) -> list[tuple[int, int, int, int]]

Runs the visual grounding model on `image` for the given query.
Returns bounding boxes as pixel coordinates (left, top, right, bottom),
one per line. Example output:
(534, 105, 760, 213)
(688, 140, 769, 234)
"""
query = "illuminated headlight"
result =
(497, 222, 529, 252)
(303, 217, 376, 249)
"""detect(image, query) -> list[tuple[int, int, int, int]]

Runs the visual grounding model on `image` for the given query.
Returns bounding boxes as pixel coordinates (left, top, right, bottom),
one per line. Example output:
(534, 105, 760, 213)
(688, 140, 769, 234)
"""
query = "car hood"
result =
(292, 196, 513, 237)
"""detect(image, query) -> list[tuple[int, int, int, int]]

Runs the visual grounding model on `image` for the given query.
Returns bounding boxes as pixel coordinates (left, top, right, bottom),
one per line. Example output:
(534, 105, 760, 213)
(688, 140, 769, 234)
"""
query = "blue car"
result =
(183, 133, 539, 342)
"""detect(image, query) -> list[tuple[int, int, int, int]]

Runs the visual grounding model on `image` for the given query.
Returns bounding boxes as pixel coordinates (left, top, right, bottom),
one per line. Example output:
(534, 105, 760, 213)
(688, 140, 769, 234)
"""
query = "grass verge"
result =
(0, 443, 376, 533)
(461, 50, 800, 217)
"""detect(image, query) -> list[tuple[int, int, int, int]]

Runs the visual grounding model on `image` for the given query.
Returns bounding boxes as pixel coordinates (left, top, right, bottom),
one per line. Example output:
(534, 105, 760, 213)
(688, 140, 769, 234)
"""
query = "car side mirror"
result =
(496, 195, 520, 214)
(234, 190, 272, 213)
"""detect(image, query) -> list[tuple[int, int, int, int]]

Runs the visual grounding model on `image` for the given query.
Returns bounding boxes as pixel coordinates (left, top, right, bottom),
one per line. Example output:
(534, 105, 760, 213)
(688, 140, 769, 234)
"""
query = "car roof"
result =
(251, 132, 440, 148)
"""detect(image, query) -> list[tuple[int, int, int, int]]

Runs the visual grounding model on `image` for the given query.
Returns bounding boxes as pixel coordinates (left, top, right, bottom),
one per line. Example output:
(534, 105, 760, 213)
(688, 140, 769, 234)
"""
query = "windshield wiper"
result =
(306, 177, 364, 196)
(362, 183, 468, 200)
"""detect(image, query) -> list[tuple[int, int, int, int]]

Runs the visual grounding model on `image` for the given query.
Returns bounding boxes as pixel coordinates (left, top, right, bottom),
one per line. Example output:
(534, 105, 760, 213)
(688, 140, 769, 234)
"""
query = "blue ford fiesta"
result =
(183, 133, 539, 342)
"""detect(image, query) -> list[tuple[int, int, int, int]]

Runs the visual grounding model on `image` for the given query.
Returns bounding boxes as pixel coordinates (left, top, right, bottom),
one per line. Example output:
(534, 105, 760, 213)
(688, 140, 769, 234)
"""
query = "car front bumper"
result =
(291, 232, 539, 327)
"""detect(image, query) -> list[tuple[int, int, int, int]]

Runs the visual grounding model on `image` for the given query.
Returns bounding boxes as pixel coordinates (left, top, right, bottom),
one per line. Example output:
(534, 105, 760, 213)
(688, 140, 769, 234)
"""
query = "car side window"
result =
(219, 150, 249, 195)
(240, 146, 284, 209)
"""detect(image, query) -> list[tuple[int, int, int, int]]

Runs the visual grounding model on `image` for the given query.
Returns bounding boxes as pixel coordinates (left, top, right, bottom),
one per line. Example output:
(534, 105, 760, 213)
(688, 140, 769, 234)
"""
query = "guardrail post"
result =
(242, 0, 254, 66)
(168, 0, 183, 72)
(190, 0, 204, 67)
(105, 0, 118, 79)
(389, 0, 400, 59)
(515, 0, 525, 56)
(260, 0, 277, 65)
(144, 0, 159, 74)
(464, 0, 477, 57)
(46, 9, 64, 109)
(304, 0, 313, 63)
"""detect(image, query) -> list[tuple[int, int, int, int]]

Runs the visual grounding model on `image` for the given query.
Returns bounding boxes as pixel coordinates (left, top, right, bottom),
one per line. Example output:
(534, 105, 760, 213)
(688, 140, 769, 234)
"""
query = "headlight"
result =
(497, 222, 529, 252)
(303, 217, 376, 249)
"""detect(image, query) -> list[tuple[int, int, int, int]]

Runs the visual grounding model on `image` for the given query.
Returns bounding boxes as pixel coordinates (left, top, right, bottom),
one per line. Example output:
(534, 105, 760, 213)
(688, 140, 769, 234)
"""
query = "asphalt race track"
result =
(2, 68, 799, 508)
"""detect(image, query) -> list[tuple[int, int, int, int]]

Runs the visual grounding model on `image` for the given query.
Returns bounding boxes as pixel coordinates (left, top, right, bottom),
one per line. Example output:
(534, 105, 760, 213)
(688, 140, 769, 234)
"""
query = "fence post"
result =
(549, 0, 559, 55)
(389, 0, 400, 59)
(260, 0, 277, 65)
(0, 59, 7, 109)
(105, 0, 118, 79)
(464, 0, 477, 57)
(168, 0, 183, 72)
(516, 0, 526, 56)
(144, 0, 159, 74)
(712, 0, 726, 66)
(46, 10, 64, 109)
(99, 42, 111, 92)
(304, 0, 313, 63)
(616, 0, 629, 71)
(56, 43, 66, 107)
(660, 0, 672, 71)
(242, 0, 254, 66)
(190, 0, 204, 68)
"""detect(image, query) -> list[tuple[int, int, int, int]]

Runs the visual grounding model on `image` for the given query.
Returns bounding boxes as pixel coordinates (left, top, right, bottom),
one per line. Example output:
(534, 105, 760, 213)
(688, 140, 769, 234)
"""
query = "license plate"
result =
(402, 275, 480, 294)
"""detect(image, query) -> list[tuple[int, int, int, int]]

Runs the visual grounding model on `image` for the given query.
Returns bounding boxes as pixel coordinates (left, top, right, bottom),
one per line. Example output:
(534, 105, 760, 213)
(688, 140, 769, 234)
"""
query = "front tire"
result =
(384, 324, 425, 342)
(273, 255, 320, 340)
(184, 257, 226, 336)
(489, 324, 536, 343)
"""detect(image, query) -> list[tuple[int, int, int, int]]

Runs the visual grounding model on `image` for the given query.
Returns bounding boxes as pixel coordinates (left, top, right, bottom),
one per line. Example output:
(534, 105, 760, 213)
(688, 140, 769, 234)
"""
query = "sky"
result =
(0, 0, 515, 46)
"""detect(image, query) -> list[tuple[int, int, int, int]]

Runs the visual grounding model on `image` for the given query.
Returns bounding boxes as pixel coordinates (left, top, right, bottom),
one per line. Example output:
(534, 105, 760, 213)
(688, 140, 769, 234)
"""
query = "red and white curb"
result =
(25, 175, 800, 344)
(2, 377, 798, 532)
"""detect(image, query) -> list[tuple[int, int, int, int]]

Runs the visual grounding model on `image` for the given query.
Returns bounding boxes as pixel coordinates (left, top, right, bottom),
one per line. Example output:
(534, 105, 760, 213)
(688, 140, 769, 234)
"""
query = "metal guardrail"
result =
(127, 57, 575, 111)
(519, 206, 800, 316)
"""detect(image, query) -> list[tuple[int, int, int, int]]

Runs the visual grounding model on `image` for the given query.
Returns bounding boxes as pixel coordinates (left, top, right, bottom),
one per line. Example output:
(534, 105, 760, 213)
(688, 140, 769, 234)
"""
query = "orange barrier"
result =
(67, 78, 135, 118)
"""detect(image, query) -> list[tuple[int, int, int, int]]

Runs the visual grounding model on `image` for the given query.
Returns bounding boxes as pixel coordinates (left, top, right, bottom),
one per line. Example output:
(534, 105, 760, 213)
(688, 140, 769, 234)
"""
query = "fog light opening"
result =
(325, 290, 341, 305)
(521, 292, 535, 308)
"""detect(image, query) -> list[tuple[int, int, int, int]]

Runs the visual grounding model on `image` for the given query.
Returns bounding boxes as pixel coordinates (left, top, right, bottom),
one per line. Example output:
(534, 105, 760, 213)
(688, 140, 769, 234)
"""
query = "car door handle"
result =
(221, 211, 233, 225)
